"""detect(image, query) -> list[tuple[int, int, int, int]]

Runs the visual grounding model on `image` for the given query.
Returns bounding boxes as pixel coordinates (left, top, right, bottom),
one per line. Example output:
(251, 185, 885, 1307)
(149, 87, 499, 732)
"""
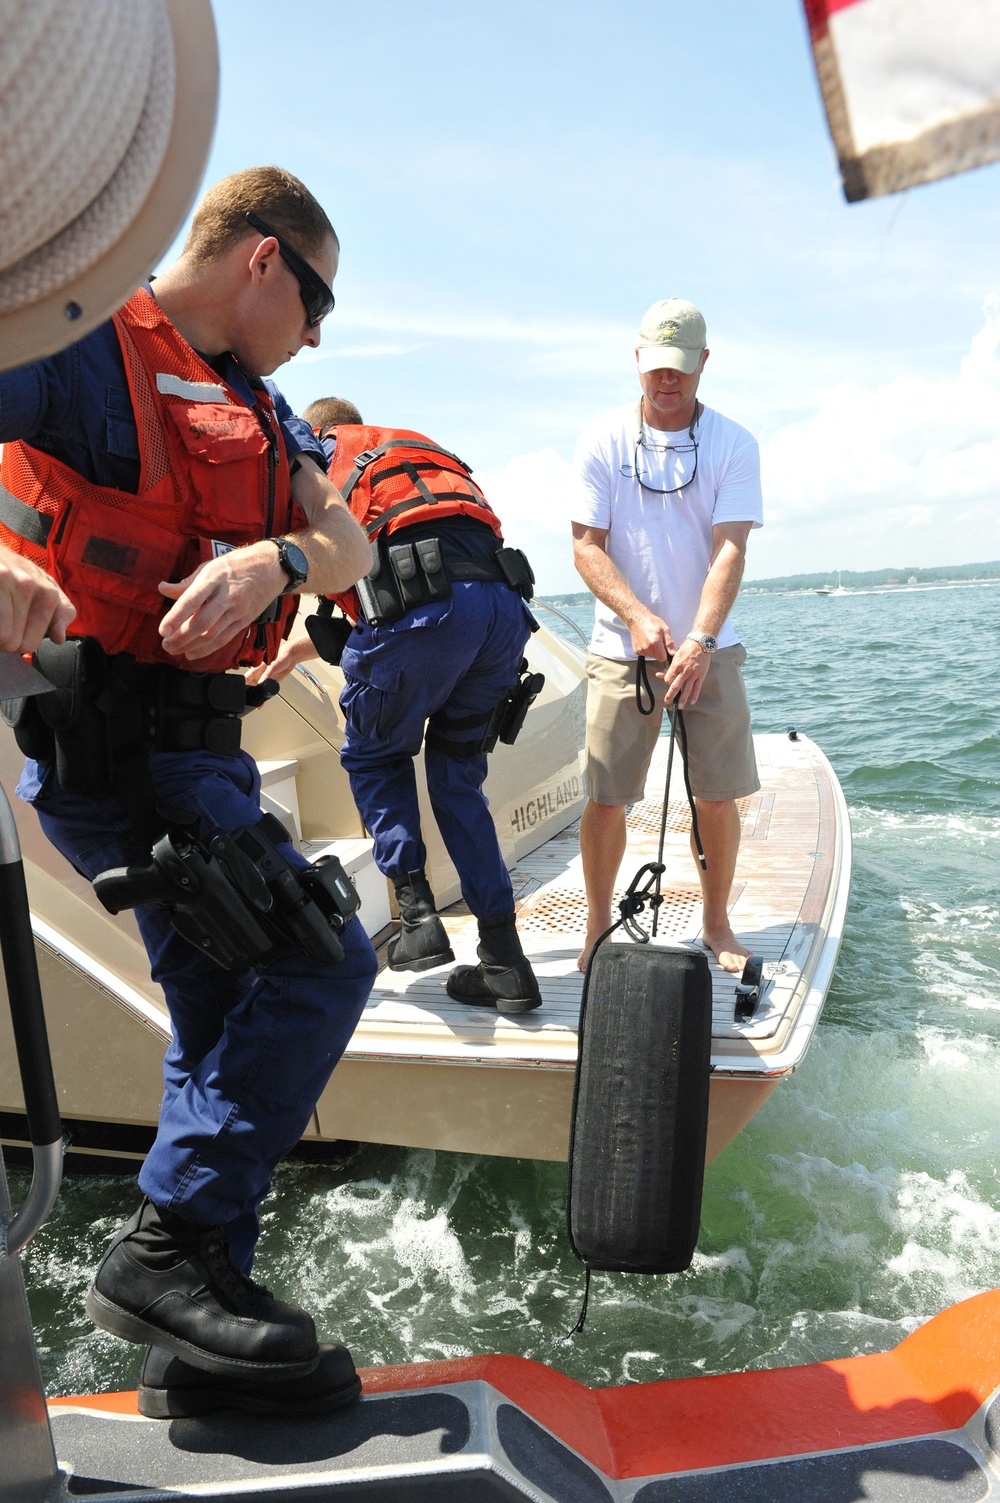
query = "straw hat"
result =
(0, 0, 218, 372)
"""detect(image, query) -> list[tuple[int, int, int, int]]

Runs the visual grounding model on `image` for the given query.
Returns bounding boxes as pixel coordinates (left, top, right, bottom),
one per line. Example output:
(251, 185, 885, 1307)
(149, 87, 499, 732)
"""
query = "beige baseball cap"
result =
(636, 298, 707, 375)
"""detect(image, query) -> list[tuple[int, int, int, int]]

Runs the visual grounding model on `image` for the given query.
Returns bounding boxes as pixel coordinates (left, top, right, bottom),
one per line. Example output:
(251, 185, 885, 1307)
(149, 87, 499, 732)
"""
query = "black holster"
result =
(481, 658, 546, 752)
(93, 813, 360, 970)
(494, 546, 535, 601)
(1, 638, 112, 794)
(0, 641, 279, 796)
(426, 658, 545, 760)
(305, 601, 355, 666)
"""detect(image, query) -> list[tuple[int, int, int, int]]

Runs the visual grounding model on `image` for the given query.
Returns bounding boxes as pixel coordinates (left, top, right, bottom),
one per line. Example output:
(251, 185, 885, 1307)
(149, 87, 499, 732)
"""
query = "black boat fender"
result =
(566, 940, 713, 1284)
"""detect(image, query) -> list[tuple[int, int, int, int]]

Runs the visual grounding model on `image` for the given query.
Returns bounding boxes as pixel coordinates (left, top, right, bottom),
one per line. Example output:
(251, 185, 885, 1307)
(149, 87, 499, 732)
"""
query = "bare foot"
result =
(577, 920, 611, 973)
(702, 924, 749, 973)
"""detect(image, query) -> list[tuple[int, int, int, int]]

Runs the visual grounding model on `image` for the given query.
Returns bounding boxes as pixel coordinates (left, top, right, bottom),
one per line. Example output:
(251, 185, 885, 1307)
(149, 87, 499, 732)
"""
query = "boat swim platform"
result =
(46, 1288, 1000, 1500)
(311, 730, 852, 1164)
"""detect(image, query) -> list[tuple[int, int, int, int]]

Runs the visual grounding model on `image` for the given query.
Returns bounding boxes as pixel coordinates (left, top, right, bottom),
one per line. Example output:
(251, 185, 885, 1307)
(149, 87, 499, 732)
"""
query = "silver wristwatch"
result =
(687, 632, 718, 653)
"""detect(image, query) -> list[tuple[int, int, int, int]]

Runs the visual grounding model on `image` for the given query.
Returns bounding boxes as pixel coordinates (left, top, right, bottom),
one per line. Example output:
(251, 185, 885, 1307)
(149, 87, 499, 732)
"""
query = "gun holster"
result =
(93, 813, 360, 970)
(482, 659, 546, 753)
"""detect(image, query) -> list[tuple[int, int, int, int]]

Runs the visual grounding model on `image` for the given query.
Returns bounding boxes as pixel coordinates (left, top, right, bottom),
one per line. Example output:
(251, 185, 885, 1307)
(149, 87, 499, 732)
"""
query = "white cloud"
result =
(753, 295, 1000, 575)
(476, 447, 582, 594)
(334, 301, 633, 354)
(479, 298, 1000, 589)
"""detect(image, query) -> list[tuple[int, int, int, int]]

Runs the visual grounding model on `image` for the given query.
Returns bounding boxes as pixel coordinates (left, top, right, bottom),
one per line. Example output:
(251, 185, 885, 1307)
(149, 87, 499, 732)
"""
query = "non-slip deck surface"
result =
(48, 1382, 1000, 1501)
(344, 732, 842, 1073)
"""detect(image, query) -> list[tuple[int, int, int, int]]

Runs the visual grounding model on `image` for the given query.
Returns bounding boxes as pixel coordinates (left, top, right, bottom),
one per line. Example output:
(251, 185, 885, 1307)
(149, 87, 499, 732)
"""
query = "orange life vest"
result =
(322, 424, 502, 622)
(0, 288, 303, 672)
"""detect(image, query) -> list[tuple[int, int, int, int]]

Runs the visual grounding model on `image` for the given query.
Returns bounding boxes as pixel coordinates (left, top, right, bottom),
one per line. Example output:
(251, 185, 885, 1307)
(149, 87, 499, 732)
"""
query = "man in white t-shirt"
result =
(570, 298, 763, 972)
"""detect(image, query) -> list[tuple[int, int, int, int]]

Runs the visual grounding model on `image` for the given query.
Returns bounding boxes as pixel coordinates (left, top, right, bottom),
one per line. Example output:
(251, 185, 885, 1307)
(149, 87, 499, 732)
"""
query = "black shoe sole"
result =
(137, 1372, 361, 1419)
(445, 984, 542, 1013)
(386, 947, 455, 973)
(86, 1288, 322, 1381)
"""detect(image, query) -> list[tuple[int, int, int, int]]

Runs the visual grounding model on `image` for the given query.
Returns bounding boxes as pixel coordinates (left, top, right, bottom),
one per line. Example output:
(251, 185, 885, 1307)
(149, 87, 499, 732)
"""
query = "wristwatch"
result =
(273, 537, 309, 593)
(687, 632, 718, 653)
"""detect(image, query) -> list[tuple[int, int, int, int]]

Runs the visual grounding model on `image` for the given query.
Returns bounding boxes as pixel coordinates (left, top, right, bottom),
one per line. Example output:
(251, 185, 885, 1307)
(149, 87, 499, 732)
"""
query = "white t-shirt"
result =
(570, 400, 763, 660)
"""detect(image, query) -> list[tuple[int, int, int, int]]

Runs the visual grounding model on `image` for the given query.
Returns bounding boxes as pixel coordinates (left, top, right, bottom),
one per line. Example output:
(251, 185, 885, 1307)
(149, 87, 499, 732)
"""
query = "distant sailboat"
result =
(816, 570, 848, 595)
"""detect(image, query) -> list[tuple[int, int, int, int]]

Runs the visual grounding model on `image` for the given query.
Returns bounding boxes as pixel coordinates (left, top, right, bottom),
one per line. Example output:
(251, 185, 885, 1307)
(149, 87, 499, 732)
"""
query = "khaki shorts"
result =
(585, 645, 760, 804)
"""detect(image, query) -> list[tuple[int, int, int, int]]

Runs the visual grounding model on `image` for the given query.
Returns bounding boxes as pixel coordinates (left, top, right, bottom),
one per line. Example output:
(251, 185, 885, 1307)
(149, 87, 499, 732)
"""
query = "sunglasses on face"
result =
(244, 211, 335, 326)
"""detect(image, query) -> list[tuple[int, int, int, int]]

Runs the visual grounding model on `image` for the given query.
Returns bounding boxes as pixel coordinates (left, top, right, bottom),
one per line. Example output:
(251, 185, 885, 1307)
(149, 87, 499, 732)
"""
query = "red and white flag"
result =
(803, 0, 1000, 199)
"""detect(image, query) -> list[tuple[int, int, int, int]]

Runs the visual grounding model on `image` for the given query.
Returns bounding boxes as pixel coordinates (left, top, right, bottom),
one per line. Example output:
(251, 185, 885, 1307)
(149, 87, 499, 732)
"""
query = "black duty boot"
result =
(138, 1341, 361, 1418)
(446, 913, 542, 1014)
(387, 869, 455, 972)
(85, 1199, 320, 1379)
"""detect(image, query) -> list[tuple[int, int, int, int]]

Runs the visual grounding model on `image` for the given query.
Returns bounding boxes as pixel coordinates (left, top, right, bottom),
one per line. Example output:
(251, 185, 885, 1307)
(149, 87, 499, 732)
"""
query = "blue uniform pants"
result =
(339, 582, 532, 919)
(26, 749, 377, 1272)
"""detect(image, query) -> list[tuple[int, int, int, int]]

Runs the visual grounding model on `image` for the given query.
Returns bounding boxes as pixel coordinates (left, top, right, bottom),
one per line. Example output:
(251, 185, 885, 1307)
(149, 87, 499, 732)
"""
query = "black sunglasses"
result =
(244, 211, 335, 326)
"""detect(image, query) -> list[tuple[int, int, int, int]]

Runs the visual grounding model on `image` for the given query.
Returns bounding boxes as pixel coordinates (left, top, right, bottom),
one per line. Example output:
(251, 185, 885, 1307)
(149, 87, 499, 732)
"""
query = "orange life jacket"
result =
(0, 288, 303, 672)
(322, 424, 502, 621)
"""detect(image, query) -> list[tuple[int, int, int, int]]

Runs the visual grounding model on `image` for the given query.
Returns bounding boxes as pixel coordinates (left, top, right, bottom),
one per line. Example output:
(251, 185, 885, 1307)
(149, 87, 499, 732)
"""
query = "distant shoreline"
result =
(541, 560, 1000, 605)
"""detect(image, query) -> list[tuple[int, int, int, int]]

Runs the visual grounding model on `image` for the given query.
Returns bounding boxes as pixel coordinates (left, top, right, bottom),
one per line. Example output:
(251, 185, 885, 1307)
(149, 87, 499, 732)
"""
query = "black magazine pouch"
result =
(388, 537, 451, 611)
(567, 941, 712, 1275)
(387, 542, 424, 612)
(356, 537, 406, 626)
(414, 537, 450, 601)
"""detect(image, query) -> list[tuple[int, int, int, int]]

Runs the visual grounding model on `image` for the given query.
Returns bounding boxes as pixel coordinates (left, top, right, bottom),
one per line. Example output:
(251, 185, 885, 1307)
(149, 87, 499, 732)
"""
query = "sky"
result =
(162, 0, 1000, 591)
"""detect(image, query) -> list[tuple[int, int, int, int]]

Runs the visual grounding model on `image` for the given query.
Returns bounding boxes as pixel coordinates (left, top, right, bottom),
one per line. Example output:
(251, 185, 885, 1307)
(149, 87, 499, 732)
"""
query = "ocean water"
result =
(11, 581, 1000, 1398)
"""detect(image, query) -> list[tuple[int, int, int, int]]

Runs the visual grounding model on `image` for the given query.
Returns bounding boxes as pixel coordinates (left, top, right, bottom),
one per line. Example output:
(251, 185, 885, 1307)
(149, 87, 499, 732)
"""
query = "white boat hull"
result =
(0, 623, 849, 1169)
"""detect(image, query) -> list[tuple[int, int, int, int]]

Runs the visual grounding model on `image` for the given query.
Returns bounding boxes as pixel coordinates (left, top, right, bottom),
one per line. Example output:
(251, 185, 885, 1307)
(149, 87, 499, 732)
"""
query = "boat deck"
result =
(44, 1289, 1000, 1502)
(338, 730, 849, 1077)
(310, 730, 850, 1162)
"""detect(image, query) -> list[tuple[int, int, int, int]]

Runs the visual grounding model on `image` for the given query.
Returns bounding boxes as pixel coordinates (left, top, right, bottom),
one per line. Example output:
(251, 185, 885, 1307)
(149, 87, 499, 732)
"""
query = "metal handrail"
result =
(533, 598, 590, 648)
(0, 784, 63, 1257)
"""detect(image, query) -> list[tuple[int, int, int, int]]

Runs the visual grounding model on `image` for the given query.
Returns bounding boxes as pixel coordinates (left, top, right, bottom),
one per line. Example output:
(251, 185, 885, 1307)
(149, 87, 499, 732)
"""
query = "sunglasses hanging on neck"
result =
(629, 398, 701, 495)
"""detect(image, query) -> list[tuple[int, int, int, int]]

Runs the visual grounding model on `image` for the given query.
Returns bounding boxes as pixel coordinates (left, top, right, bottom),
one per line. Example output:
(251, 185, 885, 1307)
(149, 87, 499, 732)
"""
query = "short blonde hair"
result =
(302, 397, 363, 429)
(184, 166, 337, 264)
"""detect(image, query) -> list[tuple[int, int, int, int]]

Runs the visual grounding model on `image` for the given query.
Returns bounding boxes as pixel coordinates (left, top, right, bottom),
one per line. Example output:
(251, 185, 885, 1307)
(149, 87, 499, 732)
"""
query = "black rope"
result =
(634, 658, 706, 931)
(668, 697, 706, 870)
(565, 1264, 592, 1338)
(636, 654, 657, 716)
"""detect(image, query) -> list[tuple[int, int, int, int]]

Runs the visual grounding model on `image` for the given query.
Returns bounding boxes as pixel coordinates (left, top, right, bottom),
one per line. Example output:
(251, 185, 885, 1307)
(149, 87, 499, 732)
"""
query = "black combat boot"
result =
(86, 1198, 320, 1379)
(387, 869, 455, 972)
(446, 913, 542, 1013)
(138, 1341, 361, 1418)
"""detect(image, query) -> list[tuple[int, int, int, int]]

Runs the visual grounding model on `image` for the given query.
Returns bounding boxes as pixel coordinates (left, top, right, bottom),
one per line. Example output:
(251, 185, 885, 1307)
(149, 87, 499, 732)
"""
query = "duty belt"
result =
(354, 533, 535, 627)
(0, 639, 278, 843)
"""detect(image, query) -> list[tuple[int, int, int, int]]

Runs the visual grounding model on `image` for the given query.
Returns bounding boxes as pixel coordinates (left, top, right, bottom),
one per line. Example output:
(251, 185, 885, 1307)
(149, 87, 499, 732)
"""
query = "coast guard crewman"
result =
(0, 167, 377, 1417)
(249, 396, 544, 1015)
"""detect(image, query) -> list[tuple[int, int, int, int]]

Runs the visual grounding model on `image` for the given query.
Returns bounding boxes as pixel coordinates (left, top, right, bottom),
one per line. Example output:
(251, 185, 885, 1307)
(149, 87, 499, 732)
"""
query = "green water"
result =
(12, 581, 1000, 1398)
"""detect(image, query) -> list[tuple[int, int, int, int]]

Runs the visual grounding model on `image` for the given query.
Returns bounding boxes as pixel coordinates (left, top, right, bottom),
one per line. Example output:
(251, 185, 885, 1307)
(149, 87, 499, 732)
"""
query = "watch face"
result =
(277, 539, 308, 588)
(703, 634, 717, 651)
